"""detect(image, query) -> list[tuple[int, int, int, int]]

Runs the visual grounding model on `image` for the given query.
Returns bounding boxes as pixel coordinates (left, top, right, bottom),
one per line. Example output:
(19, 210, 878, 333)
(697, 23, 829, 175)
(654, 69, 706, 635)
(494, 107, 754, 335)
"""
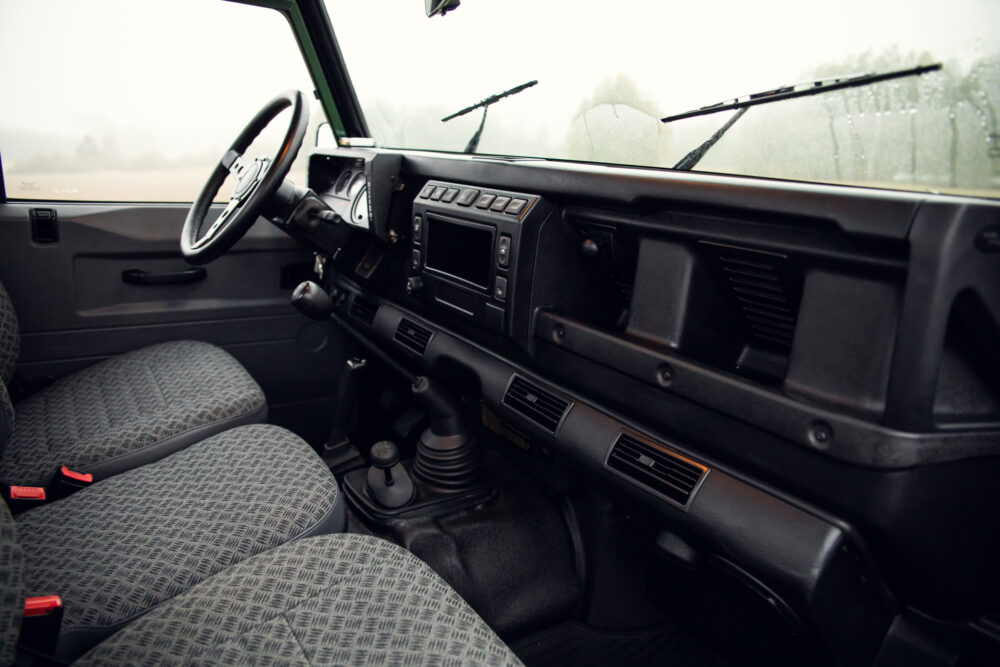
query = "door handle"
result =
(121, 268, 207, 286)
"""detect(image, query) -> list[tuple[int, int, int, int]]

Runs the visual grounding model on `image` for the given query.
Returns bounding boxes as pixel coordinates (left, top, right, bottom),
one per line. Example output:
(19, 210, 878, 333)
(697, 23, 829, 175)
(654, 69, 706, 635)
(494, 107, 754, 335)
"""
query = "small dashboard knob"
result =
(406, 276, 424, 295)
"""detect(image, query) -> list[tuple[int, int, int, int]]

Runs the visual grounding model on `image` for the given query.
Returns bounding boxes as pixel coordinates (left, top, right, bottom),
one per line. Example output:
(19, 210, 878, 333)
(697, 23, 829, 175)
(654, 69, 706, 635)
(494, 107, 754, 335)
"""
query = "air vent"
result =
(706, 244, 801, 351)
(502, 375, 571, 433)
(349, 295, 378, 326)
(394, 318, 433, 355)
(607, 433, 707, 507)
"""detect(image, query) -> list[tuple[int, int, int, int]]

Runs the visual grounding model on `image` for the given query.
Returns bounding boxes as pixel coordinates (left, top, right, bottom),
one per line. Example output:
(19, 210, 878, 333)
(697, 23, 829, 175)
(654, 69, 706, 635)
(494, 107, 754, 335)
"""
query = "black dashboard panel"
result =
(305, 147, 1000, 626)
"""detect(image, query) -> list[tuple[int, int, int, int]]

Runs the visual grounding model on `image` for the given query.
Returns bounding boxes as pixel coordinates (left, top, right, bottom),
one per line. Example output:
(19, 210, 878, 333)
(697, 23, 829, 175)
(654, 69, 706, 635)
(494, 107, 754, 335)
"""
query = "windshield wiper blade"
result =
(661, 63, 941, 124)
(442, 80, 538, 153)
(664, 62, 941, 171)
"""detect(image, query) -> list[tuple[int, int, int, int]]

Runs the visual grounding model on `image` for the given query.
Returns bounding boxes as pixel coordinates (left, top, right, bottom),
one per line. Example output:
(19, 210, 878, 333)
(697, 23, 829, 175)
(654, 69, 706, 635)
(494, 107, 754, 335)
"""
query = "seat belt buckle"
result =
(50, 466, 94, 501)
(20, 595, 63, 653)
(4, 485, 47, 514)
(59, 466, 93, 485)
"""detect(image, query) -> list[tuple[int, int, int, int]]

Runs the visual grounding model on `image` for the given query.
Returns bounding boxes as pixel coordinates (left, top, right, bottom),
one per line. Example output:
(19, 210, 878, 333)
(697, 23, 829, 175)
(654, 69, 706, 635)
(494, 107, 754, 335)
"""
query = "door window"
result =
(0, 0, 321, 202)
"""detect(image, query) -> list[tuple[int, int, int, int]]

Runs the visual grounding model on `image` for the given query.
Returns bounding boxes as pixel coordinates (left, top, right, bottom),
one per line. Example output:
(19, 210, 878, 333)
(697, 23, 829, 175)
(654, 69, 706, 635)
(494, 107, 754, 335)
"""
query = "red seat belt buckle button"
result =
(9, 486, 46, 501)
(60, 466, 93, 484)
(24, 595, 62, 617)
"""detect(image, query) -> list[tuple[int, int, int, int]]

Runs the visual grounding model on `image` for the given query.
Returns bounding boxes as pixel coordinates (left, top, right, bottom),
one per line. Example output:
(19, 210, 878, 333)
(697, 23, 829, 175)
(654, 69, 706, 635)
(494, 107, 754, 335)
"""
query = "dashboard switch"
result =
(411, 249, 421, 270)
(490, 196, 511, 212)
(405, 276, 424, 295)
(430, 187, 446, 201)
(475, 193, 496, 209)
(497, 235, 511, 268)
(412, 216, 422, 243)
(506, 198, 527, 215)
(419, 184, 436, 199)
(456, 189, 480, 206)
(494, 276, 508, 301)
(442, 188, 459, 203)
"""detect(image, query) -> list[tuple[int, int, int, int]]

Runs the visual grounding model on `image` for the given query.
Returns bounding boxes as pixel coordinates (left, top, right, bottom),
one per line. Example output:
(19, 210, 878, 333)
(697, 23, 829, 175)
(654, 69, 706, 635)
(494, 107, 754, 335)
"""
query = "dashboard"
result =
(299, 146, 1000, 659)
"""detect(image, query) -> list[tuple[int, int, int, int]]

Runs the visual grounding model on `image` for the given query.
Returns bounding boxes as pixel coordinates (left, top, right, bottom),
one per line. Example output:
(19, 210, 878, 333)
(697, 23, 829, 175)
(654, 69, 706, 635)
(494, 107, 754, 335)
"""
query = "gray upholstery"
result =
(0, 340, 267, 486)
(78, 533, 522, 667)
(0, 283, 18, 386)
(0, 503, 24, 667)
(16, 424, 344, 662)
(0, 380, 12, 457)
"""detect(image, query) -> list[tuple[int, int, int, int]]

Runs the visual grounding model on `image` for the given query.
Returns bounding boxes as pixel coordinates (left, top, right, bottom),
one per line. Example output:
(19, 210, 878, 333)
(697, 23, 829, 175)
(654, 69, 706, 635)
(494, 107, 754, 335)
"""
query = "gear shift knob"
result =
(370, 441, 400, 471)
(291, 281, 333, 321)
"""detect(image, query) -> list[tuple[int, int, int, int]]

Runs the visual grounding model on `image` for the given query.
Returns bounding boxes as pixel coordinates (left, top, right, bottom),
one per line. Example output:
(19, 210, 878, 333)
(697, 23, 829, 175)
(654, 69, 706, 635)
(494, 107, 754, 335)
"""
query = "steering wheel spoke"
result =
(193, 197, 241, 249)
(222, 149, 250, 178)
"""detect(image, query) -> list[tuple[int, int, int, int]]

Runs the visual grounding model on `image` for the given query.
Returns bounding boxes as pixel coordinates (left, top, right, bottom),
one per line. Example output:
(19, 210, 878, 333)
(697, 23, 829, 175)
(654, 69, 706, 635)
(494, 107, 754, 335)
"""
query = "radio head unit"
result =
(410, 181, 546, 335)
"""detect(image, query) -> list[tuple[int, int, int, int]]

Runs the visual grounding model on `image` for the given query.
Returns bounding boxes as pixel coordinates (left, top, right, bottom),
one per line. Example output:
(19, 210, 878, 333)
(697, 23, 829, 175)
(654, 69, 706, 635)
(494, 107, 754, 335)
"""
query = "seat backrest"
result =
(0, 381, 12, 462)
(0, 283, 18, 386)
(0, 501, 24, 665)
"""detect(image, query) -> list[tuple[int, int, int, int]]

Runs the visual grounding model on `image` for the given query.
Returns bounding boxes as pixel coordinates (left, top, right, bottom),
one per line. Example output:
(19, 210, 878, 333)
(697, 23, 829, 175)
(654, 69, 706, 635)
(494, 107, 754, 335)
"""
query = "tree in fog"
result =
(563, 75, 673, 166)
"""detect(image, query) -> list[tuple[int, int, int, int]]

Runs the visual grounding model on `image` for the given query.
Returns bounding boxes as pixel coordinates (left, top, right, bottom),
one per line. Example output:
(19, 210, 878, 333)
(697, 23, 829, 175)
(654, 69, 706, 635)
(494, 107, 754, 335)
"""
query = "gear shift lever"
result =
(366, 441, 414, 508)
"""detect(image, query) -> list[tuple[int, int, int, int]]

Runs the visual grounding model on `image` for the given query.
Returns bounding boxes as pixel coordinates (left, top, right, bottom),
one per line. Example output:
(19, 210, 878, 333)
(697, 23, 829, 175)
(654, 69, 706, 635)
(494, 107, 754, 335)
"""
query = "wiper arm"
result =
(664, 63, 941, 171)
(442, 80, 538, 154)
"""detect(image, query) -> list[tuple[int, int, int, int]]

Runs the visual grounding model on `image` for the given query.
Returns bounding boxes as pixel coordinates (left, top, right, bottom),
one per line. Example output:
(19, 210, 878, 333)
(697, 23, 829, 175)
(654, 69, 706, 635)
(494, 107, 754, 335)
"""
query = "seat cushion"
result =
(15, 424, 344, 661)
(0, 340, 266, 486)
(0, 503, 23, 667)
(78, 533, 521, 667)
(0, 282, 19, 386)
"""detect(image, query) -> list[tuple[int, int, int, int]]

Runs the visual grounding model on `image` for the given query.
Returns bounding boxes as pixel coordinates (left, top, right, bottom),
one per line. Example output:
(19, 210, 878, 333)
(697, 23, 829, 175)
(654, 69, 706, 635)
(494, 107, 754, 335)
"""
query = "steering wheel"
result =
(181, 90, 309, 264)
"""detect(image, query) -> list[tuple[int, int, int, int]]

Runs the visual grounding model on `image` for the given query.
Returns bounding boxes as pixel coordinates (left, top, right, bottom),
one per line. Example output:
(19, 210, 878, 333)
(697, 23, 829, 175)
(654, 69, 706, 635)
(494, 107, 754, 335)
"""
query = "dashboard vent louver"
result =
(709, 245, 801, 351)
(394, 318, 433, 355)
(607, 433, 707, 507)
(502, 375, 571, 433)
(349, 295, 378, 326)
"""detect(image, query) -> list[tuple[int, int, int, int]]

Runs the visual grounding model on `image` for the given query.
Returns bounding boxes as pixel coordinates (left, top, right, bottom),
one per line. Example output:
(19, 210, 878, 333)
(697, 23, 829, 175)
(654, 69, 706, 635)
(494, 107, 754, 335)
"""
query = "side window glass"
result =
(0, 0, 323, 202)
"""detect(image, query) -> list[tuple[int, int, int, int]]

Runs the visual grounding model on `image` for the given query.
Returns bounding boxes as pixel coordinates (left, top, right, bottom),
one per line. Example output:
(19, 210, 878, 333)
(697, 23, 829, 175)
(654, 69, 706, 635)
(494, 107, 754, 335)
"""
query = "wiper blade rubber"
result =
(441, 80, 538, 122)
(442, 79, 538, 154)
(660, 63, 942, 124)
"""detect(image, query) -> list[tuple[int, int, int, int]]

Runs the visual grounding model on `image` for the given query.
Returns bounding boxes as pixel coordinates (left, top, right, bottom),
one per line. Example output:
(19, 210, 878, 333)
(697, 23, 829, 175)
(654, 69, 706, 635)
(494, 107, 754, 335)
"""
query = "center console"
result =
(408, 181, 547, 335)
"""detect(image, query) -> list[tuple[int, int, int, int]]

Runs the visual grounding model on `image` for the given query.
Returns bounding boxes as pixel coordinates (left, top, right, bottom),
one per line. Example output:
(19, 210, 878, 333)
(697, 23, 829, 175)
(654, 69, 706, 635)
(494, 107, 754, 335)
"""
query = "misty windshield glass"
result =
(326, 0, 1000, 198)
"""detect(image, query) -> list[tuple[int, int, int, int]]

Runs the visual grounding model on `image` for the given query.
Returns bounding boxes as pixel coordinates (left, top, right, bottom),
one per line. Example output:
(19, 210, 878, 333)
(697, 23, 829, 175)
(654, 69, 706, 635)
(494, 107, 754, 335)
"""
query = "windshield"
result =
(324, 0, 999, 198)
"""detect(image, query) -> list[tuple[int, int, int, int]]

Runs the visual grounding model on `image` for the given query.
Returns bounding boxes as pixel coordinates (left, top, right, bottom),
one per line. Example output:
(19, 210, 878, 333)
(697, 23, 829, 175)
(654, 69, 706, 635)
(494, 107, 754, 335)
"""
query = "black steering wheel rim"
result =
(181, 89, 309, 264)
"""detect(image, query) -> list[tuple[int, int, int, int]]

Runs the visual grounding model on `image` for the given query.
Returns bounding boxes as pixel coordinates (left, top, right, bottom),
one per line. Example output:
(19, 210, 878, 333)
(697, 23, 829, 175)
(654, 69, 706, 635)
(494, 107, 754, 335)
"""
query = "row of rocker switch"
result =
(418, 184, 527, 216)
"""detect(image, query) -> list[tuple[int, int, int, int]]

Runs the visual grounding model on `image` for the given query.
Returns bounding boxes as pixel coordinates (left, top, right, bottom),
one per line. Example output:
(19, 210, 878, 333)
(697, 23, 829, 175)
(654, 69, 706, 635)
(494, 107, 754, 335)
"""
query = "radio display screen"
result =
(424, 214, 494, 290)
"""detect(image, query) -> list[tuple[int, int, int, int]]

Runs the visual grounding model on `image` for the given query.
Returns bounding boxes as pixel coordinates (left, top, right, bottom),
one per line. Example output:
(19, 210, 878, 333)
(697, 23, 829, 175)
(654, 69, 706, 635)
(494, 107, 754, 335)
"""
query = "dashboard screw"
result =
(552, 325, 565, 343)
(656, 364, 673, 387)
(810, 421, 833, 447)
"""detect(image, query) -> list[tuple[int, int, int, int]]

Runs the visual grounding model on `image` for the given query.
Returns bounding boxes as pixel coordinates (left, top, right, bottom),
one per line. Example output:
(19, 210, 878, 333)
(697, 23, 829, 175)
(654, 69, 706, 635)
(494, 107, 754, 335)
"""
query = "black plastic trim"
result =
(534, 309, 1000, 469)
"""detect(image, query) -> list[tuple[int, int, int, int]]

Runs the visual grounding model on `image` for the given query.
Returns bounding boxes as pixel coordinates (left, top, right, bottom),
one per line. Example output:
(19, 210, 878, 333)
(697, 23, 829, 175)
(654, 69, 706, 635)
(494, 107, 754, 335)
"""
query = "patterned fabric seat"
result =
(77, 534, 522, 666)
(0, 282, 267, 486)
(14, 423, 346, 662)
(0, 471, 518, 666)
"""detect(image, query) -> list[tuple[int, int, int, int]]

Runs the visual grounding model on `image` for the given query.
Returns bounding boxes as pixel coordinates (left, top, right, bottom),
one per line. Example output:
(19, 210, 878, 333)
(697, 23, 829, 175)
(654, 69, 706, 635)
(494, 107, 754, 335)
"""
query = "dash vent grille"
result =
(349, 295, 378, 326)
(394, 318, 433, 355)
(706, 243, 801, 351)
(607, 433, 706, 507)
(502, 375, 571, 433)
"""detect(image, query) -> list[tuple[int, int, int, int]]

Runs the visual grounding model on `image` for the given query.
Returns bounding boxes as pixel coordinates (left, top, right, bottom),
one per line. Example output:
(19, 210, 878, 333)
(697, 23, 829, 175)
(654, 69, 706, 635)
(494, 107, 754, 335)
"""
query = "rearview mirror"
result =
(425, 0, 460, 18)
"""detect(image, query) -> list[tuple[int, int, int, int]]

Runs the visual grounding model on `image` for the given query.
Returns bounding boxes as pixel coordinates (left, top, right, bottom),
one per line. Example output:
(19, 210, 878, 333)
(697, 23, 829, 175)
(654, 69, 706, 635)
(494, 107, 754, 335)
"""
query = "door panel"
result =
(0, 202, 346, 442)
